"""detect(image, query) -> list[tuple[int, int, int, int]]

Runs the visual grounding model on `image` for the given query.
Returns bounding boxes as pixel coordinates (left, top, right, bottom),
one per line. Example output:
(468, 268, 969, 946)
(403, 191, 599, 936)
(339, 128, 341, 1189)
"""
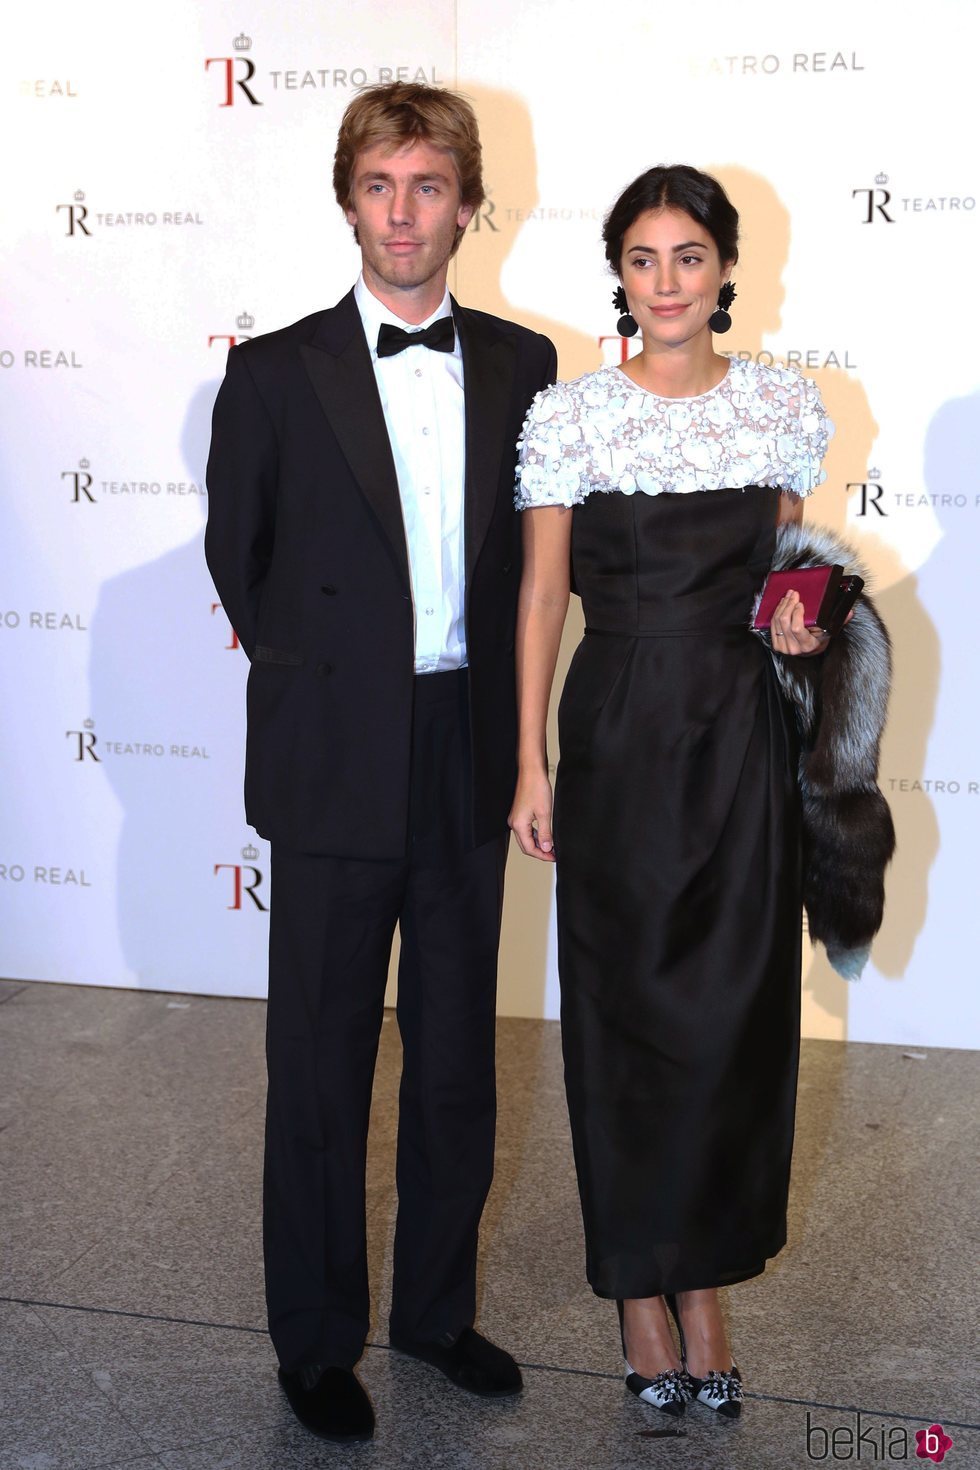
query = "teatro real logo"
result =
(209, 311, 255, 353)
(887, 777, 978, 797)
(214, 846, 268, 911)
(62, 459, 95, 504)
(20, 77, 78, 98)
(853, 173, 976, 223)
(850, 468, 887, 517)
(469, 191, 500, 234)
(849, 467, 980, 516)
(211, 601, 241, 650)
(66, 718, 211, 762)
(0, 861, 91, 887)
(692, 49, 865, 79)
(66, 719, 100, 763)
(56, 189, 204, 238)
(1, 348, 82, 370)
(60, 458, 205, 503)
(57, 190, 91, 237)
(2, 610, 86, 632)
(206, 32, 262, 107)
(205, 32, 443, 105)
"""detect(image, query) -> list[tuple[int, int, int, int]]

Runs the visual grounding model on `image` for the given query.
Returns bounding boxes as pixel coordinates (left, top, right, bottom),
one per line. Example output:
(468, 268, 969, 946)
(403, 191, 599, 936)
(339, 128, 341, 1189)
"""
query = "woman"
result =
(510, 165, 834, 1419)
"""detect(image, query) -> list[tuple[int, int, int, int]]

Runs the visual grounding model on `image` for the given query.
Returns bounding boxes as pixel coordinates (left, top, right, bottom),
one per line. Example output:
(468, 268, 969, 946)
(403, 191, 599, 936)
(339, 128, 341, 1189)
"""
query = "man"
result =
(205, 83, 556, 1444)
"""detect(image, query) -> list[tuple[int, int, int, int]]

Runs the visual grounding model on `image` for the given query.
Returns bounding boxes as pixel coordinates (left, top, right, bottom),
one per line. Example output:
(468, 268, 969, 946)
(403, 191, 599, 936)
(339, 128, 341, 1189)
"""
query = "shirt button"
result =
(415, 368, 423, 377)
(425, 607, 434, 616)
(422, 427, 430, 436)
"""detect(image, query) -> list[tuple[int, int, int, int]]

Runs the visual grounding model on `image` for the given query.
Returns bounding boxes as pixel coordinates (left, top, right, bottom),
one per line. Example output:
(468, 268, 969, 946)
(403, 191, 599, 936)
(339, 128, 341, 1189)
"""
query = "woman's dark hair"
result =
(603, 165, 739, 273)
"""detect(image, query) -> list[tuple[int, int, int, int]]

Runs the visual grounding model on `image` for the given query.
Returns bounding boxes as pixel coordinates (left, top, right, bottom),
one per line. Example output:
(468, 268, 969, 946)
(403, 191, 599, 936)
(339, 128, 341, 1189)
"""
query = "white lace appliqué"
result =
(515, 359, 832, 509)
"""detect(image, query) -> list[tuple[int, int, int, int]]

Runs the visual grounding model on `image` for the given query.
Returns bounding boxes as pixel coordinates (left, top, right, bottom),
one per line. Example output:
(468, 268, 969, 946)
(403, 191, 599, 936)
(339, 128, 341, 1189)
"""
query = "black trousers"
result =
(264, 670, 508, 1371)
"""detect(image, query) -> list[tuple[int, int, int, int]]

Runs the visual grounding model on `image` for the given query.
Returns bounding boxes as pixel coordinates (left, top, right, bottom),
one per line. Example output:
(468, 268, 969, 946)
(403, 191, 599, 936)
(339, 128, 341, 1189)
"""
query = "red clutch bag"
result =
(753, 565, 863, 637)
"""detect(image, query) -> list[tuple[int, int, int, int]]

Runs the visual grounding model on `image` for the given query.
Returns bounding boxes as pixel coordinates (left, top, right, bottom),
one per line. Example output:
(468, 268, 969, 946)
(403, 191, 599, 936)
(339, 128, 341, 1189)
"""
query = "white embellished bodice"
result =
(515, 358, 831, 509)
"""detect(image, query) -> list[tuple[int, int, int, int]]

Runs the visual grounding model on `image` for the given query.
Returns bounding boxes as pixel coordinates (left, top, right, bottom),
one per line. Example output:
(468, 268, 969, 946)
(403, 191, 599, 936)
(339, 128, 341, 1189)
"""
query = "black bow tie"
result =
(376, 317, 455, 358)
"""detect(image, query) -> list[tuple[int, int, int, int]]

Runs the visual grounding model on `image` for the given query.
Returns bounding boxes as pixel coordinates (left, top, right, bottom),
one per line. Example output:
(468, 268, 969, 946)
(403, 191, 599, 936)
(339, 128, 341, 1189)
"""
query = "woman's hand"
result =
(509, 770, 556, 861)
(770, 589, 834, 657)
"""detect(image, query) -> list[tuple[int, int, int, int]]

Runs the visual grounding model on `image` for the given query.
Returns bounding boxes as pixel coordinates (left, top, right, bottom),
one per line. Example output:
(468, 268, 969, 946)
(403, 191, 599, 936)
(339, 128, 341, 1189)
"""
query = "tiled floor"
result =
(1, 977, 977, 1469)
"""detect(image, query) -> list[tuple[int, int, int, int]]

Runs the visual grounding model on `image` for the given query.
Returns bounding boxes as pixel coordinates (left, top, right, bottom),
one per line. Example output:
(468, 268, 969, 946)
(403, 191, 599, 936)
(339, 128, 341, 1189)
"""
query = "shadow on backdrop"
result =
(88, 380, 262, 993)
(708, 165, 934, 1030)
(869, 393, 977, 984)
(450, 84, 604, 1027)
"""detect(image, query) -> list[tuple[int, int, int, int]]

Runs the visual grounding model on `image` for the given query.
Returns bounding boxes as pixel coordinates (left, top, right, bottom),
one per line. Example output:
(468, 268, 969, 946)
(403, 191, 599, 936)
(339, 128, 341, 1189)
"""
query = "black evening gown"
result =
(553, 483, 802, 1299)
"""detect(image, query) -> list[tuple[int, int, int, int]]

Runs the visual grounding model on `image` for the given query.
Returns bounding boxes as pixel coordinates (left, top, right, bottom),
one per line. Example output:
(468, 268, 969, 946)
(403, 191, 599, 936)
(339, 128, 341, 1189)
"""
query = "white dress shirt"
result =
(354, 275, 467, 673)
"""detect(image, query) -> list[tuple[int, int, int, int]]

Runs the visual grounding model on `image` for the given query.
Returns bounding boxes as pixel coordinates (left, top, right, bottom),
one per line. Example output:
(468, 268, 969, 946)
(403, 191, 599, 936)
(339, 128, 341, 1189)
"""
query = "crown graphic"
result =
(83, 718, 94, 729)
(242, 844, 259, 861)
(236, 310, 255, 330)
(79, 457, 90, 469)
(868, 467, 881, 480)
(74, 189, 85, 201)
(874, 172, 888, 186)
(234, 32, 252, 51)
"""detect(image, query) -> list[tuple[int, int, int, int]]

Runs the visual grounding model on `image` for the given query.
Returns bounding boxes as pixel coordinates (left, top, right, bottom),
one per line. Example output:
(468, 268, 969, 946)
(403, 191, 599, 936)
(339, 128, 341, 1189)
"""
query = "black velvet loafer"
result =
(389, 1326, 523, 1397)
(277, 1363, 375, 1442)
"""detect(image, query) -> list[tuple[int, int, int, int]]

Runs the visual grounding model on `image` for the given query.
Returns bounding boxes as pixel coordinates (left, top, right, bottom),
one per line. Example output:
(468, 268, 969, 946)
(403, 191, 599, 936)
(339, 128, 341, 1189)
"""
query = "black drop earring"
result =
(612, 286, 638, 338)
(708, 281, 737, 334)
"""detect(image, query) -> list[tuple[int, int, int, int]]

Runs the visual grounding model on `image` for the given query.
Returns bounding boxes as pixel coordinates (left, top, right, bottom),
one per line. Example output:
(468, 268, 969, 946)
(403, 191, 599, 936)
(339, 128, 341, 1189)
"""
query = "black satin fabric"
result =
(554, 485, 802, 1299)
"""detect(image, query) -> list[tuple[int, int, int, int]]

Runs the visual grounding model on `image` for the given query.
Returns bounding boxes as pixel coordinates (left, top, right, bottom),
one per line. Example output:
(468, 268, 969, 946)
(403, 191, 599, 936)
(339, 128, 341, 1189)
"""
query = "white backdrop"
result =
(3, 1, 977, 1046)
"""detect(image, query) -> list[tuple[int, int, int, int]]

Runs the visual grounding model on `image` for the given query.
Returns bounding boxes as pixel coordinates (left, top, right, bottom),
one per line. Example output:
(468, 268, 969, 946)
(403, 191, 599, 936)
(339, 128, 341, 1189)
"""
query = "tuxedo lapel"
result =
(455, 302, 516, 588)
(299, 292, 410, 589)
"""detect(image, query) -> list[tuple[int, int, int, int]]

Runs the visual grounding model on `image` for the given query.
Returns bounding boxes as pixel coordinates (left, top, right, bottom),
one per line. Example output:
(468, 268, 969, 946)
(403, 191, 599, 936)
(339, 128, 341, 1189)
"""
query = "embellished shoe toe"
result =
(624, 1361, 691, 1416)
(689, 1363, 743, 1418)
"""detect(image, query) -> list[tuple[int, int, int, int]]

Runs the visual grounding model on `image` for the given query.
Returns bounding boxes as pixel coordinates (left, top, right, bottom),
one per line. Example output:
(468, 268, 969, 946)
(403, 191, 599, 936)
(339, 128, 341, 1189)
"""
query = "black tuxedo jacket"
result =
(205, 289, 557, 858)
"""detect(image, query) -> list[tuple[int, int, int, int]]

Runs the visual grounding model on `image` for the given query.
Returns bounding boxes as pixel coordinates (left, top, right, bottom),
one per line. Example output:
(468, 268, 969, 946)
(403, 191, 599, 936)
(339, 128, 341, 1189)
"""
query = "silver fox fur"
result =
(751, 523, 895, 980)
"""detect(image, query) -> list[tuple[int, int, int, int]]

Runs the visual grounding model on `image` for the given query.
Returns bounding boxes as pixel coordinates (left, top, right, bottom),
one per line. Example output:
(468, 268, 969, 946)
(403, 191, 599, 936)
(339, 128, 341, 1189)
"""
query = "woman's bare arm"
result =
(509, 506, 572, 860)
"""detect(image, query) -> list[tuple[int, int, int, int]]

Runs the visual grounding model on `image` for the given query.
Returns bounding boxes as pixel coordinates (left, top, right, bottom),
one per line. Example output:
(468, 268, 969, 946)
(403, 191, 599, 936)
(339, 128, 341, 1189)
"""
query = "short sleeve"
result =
(515, 383, 591, 510)
(790, 375, 833, 495)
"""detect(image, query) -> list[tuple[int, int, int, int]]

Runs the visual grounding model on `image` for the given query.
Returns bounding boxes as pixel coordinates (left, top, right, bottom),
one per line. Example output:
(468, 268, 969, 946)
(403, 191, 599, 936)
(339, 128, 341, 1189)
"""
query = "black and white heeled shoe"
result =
(687, 1364, 744, 1417)
(665, 1294, 743, 1420)
(616, 1301, 691, 1418)
(624, 1361, 692, 1416)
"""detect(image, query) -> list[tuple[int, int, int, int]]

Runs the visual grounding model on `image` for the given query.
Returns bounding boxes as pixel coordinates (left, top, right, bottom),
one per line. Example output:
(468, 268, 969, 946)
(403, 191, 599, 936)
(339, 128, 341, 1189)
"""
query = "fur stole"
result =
(752, 523, 895, 980)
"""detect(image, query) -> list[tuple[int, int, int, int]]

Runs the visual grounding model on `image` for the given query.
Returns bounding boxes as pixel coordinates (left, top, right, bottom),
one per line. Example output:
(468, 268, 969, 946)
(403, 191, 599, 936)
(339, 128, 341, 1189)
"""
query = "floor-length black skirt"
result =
(553, 485, 802, 1298)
